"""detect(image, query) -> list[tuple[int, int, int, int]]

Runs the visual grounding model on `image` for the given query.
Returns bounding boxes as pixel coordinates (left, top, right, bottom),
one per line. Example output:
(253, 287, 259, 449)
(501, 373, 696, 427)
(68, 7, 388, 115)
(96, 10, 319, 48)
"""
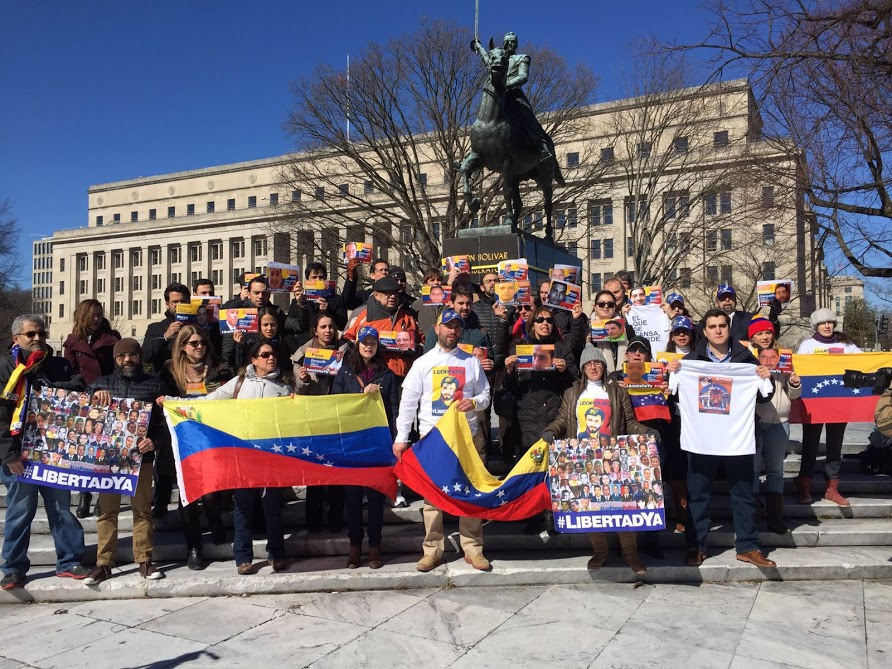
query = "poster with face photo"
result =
(757, 280, 794, 308)
(265, 262, 301, 294)
(549, 436, 665, 533)
(19, 386, 147, 496)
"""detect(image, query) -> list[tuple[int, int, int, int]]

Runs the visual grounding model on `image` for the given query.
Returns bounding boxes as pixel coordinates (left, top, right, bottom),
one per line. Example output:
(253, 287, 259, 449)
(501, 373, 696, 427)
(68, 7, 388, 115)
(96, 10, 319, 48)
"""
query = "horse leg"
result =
(460, 152, 482, 213)
(510, 177, 523, 235)
(501, 160, 516, 231)
(541, 177, 554, 242)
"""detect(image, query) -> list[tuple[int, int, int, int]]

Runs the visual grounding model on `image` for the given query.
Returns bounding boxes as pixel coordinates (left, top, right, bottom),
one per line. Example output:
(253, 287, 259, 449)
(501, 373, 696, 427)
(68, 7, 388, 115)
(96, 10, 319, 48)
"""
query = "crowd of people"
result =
(0, 258, 863, 589)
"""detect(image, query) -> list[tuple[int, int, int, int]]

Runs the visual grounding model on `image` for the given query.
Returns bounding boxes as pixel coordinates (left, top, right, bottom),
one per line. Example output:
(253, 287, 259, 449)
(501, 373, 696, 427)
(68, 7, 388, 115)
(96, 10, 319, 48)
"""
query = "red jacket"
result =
(63, 321, 121, 386)
(343, 305, 421, 378)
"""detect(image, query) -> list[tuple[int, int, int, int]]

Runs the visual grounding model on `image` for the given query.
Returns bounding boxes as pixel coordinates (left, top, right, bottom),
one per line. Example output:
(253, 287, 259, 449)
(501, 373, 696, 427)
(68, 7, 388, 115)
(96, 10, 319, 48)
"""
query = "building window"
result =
(665, 192, 690, 220)
(113, 213, 121, 223)
(253, 237, 268, 257)
(170, 272, 181, 285)
(762, 262, 776, 280)
(113, 301, 123, 317)
(151, 298, 161, 315)
(60, 258, 65, 272)
(248, 196, 257, 209)
(206, 201, 215, 214)
(721, 265, 733, 285)
(590, 240, 601, 260)
(96, 215, 103, 226)
(721, 229, 732, 251)
(233, 268, 244, 284)
(568, 207, 577, 228)
(231, 240, 244, 258)
(190, 271, 200, 287)
(211, 242, 223, 261)
(714, 130, 729, 148)
(566, 152, 579, 168)
(169, 246, 182, 264)
(556, 210, 566, 229)
(721, 191, 732, 214)
(762, 186, 775, 208)
(666, 233, 677, 253)
(680, 268, 692, 289)
(96, 278, 105, 294)
(627, 236, 635, 257)
(706, 265, 719, 284)
(603, 238, 614, 259)
(131, 300, 142, 316)
(315, 187, 325, 201)
(706, 230, 717, 252)
(364, 181, 374, 195)
(418, 173, 427, 189)
(227, 198, 236, 211)
(212, 269, 224, 286)
(269, 193, 279, 206)
(291, 190, 301, 202)
(600, 146, 614, 161)
(78, 256, 87, 272)
(338, 183, 349, 196)
(187, 203, 195, 216)
(673, 136, 689, 153)
(189, 244, 202, 263)
(59, 304, 64, 318)
(132, 276, 142, 291)
(114, 277, 124, 292)
(835, 296, 841, 316)
(152, 274, 162, 290)
(113, 252, 124, 269)
(763, 224, 775, 246)
(149, 208, 156, 220)
(589, 200, 613, 227)
(636, 142, 652, 158)
(625, 197, 647, 223)
(151, 248, 161, 266)
(79, 280, 88, 294)
(168, 206, 176, 218)
(590, 273, 602, 292)
(130, 211, 138, 223)
(705, 190, 732, 216)
(59, 281, 64, 295)
(131, 250, 142, 267)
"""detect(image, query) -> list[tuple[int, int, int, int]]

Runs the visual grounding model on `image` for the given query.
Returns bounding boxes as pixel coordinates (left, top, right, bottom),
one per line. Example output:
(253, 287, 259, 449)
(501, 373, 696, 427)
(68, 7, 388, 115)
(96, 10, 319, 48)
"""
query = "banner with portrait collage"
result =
(18, 386, 147, 496)
(549, 436, 665, 533)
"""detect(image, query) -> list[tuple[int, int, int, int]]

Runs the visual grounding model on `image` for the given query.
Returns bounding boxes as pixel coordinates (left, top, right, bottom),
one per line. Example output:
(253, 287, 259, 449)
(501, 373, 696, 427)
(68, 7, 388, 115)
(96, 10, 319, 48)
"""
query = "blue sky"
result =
(1, 0, 714, 286)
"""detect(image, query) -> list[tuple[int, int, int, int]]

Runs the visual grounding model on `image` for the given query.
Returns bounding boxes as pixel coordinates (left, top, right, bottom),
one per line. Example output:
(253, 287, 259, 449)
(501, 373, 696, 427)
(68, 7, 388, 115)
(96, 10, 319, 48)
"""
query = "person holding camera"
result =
(795, 309, 862, 506)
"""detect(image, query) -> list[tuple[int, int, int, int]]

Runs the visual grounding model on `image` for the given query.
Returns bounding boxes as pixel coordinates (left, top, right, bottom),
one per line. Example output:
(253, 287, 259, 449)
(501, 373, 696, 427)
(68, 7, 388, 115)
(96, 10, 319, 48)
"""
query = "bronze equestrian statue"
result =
(459, 32, 565, 240)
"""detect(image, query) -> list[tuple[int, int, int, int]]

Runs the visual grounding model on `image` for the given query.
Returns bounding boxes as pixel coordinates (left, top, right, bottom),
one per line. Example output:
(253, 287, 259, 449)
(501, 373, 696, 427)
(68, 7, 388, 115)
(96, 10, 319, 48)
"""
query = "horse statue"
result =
(458, 34, 565, 240)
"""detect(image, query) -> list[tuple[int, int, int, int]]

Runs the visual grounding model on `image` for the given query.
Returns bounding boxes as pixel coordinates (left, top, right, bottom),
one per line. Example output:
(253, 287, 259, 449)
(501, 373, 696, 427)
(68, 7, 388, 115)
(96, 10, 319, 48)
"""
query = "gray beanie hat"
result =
(579, 345, 607, 372)
(810, 308, 837, 330)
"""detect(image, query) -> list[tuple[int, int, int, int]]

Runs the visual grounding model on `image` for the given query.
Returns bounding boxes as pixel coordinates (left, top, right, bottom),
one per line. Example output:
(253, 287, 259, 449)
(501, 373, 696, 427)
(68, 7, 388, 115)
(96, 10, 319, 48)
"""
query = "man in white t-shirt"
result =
(667, 308, 775, 569)
(393, 309, 492, 573)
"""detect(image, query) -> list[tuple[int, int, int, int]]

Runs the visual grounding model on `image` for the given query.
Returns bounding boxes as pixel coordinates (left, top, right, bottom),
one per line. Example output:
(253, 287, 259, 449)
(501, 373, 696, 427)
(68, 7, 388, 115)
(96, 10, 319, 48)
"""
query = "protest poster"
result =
(622, 361, 665, 389)
(175, 302, 200, 323)
(18, 386, 148, 496)
(750, 346, 794, 374)
(550, 264, 581, 285)
(516, 344, 555, 371)
(757, 280, 794, 308)
(379, 330, 416, 353)
(342, 241, 372, 264)
(498, 258, 528, 281)
(549, 436, 665, 533)
(220, 308, 258, 333)
(494, 280, 531, 306)
(623, 362, 671, 421)
(242, 272, 260, 286)
(590, 318, 627, 342)
(457, 343, 488, 363)
(302, 347, 344, 376)
(421, 284, 451, 306)
(628, 304, 670, 355)
(544, 280, 581, 312)
(441, 255, 471, 274)
(305, 279, 336, 301)
(265, 262, 301, 293)
(627, 285, 662, 306)
(656, 351, 683, 364)
(176, 297, 220, 328)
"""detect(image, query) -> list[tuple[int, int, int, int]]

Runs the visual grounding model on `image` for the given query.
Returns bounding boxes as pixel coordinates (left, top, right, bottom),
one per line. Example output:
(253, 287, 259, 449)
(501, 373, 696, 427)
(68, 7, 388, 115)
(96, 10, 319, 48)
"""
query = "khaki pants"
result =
(96, 462, 154, 566)
(422, 429, 486, 558)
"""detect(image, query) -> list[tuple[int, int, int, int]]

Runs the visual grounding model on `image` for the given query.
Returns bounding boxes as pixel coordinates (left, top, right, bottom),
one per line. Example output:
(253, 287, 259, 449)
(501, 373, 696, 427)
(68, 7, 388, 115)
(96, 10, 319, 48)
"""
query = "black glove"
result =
(542, 429, 556, 445)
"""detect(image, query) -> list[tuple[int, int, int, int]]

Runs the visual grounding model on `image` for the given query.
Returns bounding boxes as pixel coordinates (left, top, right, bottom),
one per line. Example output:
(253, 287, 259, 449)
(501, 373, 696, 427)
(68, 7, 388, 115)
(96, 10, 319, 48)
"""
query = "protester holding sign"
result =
(589, 290, 634, 374)
(543, 346, 654, 574)
(232, 307, 293, 373)
(159, 325, 231, 570)
(0, 314, 89, 590)
(332, 326, 399, 570)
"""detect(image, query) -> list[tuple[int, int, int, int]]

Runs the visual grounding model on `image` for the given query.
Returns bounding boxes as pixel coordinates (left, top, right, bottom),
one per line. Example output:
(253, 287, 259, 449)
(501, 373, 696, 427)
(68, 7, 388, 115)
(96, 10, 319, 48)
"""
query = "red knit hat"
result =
(747, 316, 775, 340)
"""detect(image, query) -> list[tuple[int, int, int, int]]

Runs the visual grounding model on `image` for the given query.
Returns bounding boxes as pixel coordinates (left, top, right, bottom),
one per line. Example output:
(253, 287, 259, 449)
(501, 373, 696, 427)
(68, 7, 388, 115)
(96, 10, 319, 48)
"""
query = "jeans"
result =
(685, 452, 759, 554)
(755, 422, 789, 495)
(1, 466, 84, 575)
(346, 486, 384, 548)
(232, 488, 285, 565)
(799, 423, 846, 480)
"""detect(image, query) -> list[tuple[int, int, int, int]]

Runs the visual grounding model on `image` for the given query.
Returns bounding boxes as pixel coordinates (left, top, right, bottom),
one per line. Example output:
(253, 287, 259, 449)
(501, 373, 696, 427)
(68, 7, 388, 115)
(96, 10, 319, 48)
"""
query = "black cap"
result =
(373, 277, 400, 292)
(626, 336, 652, 356)
(389, 266, 407, 281)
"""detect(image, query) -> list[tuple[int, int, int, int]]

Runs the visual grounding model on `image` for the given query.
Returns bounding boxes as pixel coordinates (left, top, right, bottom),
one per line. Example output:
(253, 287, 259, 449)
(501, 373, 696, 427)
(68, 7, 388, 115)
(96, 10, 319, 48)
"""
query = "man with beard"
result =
(0, 314, 89, 589)
(142, 283, 191, 372)
(82, 339, 169, 585)
(393, 309, 492, 572)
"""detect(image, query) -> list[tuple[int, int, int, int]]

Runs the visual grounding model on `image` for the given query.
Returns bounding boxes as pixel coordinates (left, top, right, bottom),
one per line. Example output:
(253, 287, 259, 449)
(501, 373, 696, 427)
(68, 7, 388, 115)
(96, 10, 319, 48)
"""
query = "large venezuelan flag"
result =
(790, 352, 892, 424)
(163, 394, 397, 504)
(394, 406, 550, 521)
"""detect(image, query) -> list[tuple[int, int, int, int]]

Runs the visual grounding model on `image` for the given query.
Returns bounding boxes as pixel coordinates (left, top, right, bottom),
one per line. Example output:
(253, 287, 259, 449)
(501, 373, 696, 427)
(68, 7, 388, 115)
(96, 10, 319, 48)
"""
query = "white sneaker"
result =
(394, 494, 408, 508)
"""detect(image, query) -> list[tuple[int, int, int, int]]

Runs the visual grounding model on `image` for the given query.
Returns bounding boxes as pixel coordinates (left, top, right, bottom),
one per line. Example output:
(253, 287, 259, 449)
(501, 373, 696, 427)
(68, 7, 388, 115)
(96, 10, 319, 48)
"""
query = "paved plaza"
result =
(0, 579, 888, 668)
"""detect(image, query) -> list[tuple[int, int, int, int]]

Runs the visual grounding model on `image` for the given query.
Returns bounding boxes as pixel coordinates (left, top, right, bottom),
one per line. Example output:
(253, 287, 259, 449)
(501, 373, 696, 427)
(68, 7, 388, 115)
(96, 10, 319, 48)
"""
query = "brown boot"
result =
(794, 476, 813, 504)
(587, 533, 609, 570)
(765, 493, 788, 534)
(367, 546, 383, 570)
(347, 546, 361, 569)
(823, 479, 850, 507)
(618, 532, 647, 575)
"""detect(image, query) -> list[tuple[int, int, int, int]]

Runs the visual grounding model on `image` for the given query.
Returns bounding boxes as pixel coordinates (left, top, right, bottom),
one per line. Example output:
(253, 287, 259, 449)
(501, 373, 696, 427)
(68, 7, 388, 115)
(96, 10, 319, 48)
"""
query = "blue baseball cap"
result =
(716, 284, 736, 299)
(437, 309, 465, 327)
(357, 326, 379, 342)
(670, 315, 693, 332)
(665, 292, 684, 306)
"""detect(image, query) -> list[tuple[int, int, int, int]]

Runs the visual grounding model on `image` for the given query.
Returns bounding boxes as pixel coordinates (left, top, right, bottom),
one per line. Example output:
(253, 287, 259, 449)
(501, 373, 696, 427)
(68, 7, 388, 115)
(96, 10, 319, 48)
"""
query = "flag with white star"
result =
(790, 352, 892, 423)
(163, 394, 397, 504)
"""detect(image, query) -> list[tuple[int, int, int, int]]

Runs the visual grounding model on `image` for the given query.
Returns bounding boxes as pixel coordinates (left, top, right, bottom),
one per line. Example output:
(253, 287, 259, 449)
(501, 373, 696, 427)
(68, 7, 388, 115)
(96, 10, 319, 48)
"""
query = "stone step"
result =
(3, 544, 891, 604)
(15, 516, 892, 566)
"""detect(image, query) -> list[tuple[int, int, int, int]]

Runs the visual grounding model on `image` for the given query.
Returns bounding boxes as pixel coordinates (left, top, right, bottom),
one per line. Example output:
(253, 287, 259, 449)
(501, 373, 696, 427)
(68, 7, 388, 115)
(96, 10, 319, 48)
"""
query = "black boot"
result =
(76, 493, 92, 519)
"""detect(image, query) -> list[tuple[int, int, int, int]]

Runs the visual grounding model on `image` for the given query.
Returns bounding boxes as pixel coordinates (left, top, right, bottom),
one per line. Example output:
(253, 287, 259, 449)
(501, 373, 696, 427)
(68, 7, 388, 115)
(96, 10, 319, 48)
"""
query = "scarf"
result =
(2, 346, 46, 436)
(813, 332, 839, 344)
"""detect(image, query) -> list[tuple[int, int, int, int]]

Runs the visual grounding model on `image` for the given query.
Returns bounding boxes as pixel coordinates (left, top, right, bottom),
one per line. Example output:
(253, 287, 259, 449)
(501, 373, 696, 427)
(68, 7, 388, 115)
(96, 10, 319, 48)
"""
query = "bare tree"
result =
(656, 0, 892, 281)
(0, 199, 27, 319)
(844, 297, 878, 348)
(277, 19, 598, 282)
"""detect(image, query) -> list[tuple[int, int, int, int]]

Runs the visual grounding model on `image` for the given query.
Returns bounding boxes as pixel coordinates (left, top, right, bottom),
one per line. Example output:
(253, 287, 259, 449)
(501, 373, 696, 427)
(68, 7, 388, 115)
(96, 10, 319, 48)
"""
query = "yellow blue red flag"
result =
(163, 394, 397, 504)
(394, 406, 550, 520)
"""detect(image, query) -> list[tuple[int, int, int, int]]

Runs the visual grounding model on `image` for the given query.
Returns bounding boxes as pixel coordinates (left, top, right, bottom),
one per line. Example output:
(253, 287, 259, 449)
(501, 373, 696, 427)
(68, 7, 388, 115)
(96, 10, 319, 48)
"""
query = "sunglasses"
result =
(627, 346, 649, 354)
(671, 329, 691, 336)
(16, 330, 48, 339)
(185, 340, 208, 348)
(534, 317, 555, 324)
(519, 305, 533, 311)
(256, 351, 278, 359)
(596, 301, 616, 309)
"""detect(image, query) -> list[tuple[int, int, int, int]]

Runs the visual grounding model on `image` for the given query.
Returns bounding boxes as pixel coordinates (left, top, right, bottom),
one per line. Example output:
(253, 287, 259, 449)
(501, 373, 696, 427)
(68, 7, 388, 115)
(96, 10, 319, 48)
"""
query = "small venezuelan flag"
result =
(790, 352, 892, 424)
(627, 387, 671, 422)
(163, 394, 397, 504)
(395, 406, 550, 521)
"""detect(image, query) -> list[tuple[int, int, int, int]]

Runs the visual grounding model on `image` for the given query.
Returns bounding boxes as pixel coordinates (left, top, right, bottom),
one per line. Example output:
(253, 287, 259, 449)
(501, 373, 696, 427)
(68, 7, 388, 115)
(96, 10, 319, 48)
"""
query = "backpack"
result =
(859, 428, 892, 476)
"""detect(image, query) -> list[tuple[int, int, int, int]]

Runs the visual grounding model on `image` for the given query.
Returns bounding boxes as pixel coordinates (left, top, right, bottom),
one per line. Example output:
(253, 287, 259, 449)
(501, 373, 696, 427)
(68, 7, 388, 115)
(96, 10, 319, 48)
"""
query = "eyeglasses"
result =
(15, 330, 48, 339)
(596, 301, 616, 309)
(256, 351, 278, 359)
(185, 340, 208, 348)
(534, 317, 555, 324)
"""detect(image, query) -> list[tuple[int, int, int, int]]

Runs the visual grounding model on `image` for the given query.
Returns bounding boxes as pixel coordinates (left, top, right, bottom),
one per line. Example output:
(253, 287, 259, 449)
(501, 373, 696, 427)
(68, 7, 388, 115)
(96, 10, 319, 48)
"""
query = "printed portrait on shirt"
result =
(697, 376, 733, 415)
(431, 366, 467, 417)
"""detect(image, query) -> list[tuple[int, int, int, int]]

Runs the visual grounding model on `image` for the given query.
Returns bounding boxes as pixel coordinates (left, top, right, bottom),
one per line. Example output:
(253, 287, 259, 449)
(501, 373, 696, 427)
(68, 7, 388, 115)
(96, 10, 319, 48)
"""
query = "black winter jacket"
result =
(331, 362, 400, 437)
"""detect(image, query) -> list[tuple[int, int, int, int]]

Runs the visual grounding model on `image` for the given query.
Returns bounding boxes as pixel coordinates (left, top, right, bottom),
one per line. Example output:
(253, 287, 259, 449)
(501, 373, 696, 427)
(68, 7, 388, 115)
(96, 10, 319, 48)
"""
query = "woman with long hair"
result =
(233, 306, 292, 376)
(160, 324, 232, 569)
(331, 327, 399, 569)
(63, 299, 121, 519)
